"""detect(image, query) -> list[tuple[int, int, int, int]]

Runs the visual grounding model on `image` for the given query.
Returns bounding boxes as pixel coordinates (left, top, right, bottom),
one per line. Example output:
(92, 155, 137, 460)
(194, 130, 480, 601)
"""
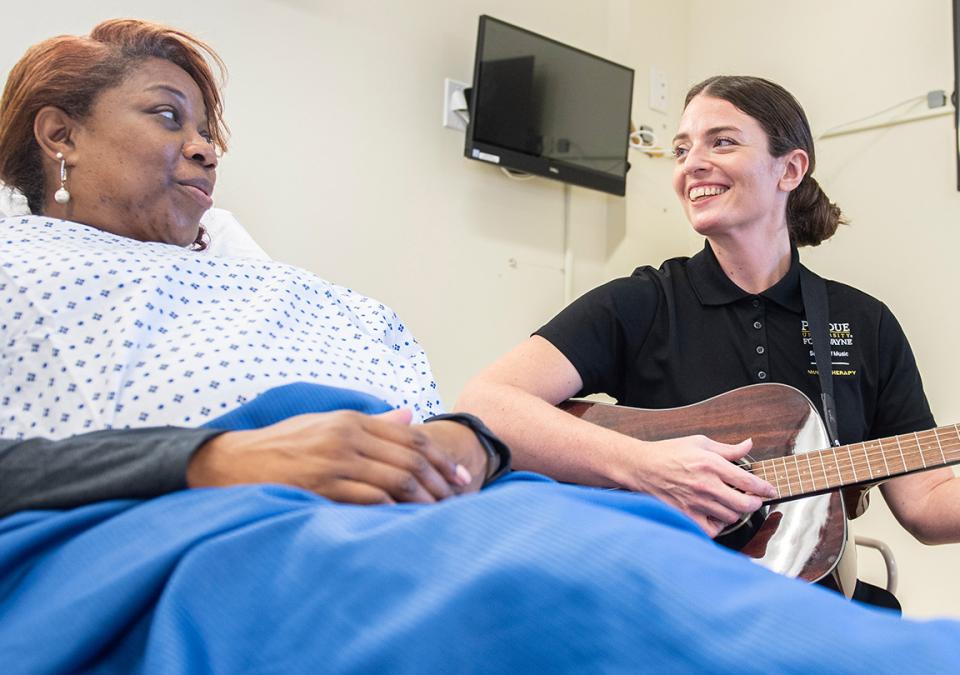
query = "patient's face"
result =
(59, 58, 217, 246)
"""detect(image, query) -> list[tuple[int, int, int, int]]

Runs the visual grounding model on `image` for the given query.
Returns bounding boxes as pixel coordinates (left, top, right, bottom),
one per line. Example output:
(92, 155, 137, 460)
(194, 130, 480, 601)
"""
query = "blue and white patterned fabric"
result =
(0, 216, 441, 438)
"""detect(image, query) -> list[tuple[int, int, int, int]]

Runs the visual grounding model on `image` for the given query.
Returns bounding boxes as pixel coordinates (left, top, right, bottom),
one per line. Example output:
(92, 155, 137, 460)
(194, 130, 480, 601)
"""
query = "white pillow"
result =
(0, 185, 29, 217)
(0, 183, 269, 259)
(200, 207, 270, 259)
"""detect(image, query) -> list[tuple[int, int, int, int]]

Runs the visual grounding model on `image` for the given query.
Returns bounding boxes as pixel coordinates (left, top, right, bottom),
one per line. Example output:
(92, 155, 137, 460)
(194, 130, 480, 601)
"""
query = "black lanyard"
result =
(799, 266, 841, 446)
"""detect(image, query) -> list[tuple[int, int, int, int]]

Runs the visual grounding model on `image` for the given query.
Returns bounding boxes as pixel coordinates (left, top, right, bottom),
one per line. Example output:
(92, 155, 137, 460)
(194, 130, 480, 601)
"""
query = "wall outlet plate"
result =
(443, 78, 470, 130)
(649, 66, 668, 114)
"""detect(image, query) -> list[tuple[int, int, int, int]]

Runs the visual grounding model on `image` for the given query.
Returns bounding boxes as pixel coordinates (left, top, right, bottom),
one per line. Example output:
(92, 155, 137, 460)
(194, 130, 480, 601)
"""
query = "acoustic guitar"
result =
(559, 383, 960, 595)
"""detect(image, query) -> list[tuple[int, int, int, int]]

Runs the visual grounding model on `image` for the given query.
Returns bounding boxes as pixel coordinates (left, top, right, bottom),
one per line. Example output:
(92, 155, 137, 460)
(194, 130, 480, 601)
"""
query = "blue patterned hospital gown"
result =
(0, 216, 442, 439)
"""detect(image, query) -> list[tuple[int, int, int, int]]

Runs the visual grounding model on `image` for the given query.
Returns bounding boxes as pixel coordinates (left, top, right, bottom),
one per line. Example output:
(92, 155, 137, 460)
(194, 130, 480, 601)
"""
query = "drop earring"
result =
(54, 152, 70, 204)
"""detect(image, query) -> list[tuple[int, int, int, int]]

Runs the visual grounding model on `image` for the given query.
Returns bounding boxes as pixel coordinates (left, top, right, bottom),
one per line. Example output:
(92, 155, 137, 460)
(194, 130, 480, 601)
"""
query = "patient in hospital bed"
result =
(0, 17, 959, 673)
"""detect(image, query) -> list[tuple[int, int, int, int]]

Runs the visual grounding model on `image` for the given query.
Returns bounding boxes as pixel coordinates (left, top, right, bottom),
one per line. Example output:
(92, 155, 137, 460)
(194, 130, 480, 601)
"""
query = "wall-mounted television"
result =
(464, 16, 635, 196)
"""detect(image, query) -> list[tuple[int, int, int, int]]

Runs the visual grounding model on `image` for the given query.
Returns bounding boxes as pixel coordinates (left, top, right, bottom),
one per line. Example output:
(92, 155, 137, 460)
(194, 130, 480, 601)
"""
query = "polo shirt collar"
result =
(687, 241, 803, 312)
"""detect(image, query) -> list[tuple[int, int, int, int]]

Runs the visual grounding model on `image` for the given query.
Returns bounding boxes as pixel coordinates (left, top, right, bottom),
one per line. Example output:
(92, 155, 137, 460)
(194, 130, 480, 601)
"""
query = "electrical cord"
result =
(628, 127, 671, 157)
(500, 167, 535, 180)
(816, 95, 927, 140)
(626, 92, 944, 154)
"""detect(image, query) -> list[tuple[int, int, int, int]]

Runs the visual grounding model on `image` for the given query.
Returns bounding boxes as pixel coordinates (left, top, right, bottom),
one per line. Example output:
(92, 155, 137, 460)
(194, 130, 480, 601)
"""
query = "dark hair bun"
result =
(786, 175, 845, 247)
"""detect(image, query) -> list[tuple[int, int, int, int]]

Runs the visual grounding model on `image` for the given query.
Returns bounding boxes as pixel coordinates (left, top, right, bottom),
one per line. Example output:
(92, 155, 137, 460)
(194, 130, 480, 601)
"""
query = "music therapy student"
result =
(457, 76, 960, 591)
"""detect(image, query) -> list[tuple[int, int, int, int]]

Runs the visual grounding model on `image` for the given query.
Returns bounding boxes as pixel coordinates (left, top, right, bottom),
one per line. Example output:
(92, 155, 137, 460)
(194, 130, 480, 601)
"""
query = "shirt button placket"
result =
(752, 297, 769, 382)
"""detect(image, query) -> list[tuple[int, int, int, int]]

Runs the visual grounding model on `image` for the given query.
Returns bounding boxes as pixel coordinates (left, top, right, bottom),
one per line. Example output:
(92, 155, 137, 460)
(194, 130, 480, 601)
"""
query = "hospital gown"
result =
(0, 215, 441, 439)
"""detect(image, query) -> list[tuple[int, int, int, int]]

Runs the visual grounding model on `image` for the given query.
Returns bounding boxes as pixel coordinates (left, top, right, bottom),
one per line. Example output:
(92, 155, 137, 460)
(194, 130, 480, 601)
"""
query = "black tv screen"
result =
(464, 16, 635, 196)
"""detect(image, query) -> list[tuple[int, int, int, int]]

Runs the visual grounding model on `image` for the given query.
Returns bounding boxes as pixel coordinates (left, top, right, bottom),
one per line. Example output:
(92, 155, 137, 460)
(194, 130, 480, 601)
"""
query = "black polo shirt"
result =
(536, 242, 935, 444)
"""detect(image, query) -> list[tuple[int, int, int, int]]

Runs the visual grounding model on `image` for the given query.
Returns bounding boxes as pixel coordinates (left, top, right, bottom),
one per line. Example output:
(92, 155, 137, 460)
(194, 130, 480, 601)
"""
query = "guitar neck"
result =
(747, 424, 960, 503)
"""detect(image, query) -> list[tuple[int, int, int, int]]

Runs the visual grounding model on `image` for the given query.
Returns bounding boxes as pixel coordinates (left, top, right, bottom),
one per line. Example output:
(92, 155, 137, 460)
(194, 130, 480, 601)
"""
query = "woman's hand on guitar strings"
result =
(622, 435, 778, 538)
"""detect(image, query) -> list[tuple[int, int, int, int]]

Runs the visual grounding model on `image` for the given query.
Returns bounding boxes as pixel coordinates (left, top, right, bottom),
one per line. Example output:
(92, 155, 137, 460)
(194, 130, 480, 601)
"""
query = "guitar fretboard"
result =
(745, 424, 960, 501)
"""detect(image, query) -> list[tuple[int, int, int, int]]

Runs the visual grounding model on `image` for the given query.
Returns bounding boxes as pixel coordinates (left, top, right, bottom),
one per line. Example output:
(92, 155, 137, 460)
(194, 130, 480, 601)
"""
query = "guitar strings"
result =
(744, 426, 960, 478)
(742, 424, 960, 496)
(747, 442, 960, 494)
(747, 449, 960, 495)
(747, 442, 960, 482)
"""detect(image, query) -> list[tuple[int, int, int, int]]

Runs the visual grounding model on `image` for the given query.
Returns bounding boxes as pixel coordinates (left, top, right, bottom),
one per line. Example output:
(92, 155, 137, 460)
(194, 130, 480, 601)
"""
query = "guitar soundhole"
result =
(715, 456, 770, 550)
(715, 507, 770, 551)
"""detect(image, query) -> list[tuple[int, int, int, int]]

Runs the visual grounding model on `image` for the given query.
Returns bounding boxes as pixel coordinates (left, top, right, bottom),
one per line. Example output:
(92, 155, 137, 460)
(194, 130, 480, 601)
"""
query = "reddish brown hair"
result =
(0, 18, 228, 215)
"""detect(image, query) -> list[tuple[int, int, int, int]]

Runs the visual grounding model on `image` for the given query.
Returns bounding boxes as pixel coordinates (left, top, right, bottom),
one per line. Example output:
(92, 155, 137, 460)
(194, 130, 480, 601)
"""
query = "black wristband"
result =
(424, 412, 512, 486)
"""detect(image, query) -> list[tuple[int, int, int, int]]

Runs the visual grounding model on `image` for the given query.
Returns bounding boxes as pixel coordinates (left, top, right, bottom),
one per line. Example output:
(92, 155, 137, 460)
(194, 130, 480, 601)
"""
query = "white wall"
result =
(5, 0, 958, 618)
(604, 1, 701, 275)
(683, 0, 960, 618)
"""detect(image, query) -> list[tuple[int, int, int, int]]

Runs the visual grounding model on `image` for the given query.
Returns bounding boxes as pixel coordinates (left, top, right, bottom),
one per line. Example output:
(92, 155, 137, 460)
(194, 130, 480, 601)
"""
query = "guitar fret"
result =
(781, 456, 793, 496)
(895, 434, 907, 473)
(793, 454, 804, 493)
(914, 432, 927, 469)
(832, 448, 843, 486)
(876, 438, 890, 477)
(770, 459, 782, 499)
(933, 428, 947, 464)
(805, 452, 817, 491)
(817, 450, 829, 490)
(862, 442, 874, 480)
(846, 443, 858, 483)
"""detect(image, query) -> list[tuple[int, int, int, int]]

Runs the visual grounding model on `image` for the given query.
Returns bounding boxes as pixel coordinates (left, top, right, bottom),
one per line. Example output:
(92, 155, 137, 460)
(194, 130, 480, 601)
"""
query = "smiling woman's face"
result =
(671, 94, 792, 240)
(58, 57, 218, 246)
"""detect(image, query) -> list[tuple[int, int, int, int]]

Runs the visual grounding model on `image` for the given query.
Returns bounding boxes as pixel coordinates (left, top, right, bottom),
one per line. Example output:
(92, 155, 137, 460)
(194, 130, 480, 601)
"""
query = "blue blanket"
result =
(1, 384, 959, 673)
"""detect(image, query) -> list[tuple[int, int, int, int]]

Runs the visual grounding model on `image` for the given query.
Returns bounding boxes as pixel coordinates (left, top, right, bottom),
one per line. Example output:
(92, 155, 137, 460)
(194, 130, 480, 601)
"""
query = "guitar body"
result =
(560, 383, 856, 594)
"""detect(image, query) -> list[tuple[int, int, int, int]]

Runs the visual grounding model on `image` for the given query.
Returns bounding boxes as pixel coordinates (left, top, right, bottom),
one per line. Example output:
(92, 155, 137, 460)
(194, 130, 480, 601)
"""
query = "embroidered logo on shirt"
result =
(801, 320, 857, 377)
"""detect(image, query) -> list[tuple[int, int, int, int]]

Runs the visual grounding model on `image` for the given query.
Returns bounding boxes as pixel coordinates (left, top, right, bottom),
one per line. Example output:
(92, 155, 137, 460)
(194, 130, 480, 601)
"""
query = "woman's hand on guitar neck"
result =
(616, 435, 778, 538)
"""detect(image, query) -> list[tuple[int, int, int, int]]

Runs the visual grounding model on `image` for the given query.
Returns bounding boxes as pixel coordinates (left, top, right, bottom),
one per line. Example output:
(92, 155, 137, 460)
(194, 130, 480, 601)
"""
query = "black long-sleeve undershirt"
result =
(0, 427, 224, 517)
